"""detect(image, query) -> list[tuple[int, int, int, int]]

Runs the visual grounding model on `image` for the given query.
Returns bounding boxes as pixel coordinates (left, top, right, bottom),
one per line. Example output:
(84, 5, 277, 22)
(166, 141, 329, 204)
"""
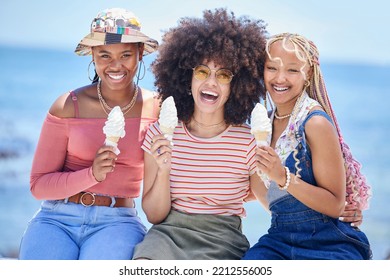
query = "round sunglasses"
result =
(192, 65, 234, 84)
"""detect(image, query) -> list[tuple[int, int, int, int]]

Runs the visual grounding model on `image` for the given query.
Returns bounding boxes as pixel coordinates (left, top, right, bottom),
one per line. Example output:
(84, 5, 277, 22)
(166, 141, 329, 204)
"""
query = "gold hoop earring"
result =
(304, 80, 311, 88)
(136, 60, 146, 84)
(87, 61, 96, 81)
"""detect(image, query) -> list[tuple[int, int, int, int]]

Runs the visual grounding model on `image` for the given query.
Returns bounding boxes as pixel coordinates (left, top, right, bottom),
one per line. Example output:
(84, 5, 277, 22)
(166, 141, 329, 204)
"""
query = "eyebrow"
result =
(96, 49, 134, 55)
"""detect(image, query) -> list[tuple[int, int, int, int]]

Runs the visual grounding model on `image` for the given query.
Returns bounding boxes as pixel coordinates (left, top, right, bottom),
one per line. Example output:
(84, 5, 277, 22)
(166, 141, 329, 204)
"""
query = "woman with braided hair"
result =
(243, 33, 372, 259)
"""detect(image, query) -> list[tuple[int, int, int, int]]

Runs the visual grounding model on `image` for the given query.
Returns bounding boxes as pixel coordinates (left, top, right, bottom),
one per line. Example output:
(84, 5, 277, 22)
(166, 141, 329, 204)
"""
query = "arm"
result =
(258, 115, 346, 218)
(30, 92, 117, 200)
(141, 135, 173, 224)
(249, 172, 270, 213)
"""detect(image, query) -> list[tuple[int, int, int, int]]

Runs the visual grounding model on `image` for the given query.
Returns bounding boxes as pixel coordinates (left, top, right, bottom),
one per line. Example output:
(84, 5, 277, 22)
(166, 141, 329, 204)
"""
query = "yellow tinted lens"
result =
(193, 65, 210, 81)
(216, 69, 233, 84)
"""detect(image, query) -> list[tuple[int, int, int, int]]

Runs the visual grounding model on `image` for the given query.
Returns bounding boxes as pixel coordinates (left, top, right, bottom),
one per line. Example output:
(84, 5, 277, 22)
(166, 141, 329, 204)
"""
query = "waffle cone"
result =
(253, 131, 269, 141)
(106, 136, 120, 143)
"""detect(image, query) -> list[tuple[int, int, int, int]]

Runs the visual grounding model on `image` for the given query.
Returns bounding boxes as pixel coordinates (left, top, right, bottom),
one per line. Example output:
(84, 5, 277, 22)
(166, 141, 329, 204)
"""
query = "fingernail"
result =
(351, 223, 355, 227)
(339, 217, 344, 221)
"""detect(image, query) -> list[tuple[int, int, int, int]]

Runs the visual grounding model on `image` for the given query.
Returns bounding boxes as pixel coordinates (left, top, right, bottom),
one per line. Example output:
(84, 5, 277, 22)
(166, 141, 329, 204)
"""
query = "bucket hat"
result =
(75, 8, 158, 56)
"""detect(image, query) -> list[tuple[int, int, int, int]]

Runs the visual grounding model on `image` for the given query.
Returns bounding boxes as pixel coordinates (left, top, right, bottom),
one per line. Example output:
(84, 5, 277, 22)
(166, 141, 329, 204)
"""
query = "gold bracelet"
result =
(278, 166, 290, 191)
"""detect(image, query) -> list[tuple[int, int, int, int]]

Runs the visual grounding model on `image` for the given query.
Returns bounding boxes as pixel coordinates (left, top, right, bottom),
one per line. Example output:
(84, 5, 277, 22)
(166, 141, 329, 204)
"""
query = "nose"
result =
(205, 70, 219, 86)
(274, 70, 287, 83)
(109, 59, 122, 69)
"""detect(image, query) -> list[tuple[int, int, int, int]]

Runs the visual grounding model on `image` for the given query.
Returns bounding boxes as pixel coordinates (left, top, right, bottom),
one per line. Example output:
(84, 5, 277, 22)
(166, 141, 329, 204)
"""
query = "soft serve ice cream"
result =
(250, 103, 272, 187)
(158, 96, 178, 143)
(103, 106, 126, 154)
(250, 103, 272, 146)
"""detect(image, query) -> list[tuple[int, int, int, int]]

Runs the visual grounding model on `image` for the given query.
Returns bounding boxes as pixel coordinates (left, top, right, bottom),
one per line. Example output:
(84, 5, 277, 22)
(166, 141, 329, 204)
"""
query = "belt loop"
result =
(110, 196, 116, 207)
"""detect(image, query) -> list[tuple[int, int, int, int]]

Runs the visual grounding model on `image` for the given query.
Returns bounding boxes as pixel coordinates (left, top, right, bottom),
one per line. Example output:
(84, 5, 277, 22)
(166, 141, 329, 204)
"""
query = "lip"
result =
(272, 85, 289, 92)
(107, 73, 126, 81)
(200, 89, 219, 104)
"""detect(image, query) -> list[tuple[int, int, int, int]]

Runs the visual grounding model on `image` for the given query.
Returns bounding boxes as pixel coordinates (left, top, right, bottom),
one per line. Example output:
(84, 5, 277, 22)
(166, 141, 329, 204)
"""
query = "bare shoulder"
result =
(49, 84, 95, 118)
(140, 88, 161, 118)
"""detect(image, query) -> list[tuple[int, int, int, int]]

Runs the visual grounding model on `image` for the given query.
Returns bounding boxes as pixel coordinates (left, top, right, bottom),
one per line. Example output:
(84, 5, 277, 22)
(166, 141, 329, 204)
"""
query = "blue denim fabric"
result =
(243, 111, 372, 260)
(19, 200, 147, 260)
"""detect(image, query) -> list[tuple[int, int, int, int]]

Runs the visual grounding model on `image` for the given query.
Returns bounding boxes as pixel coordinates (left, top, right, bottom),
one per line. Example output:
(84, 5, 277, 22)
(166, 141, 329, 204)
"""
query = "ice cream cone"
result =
(158, 96, 178, 144)
(160, 125, 175, 141)
(253, 131, 269, 146)
(106, 136, 120, 143)
(250, 103, 272, 188)
(103, 106, 126, 155)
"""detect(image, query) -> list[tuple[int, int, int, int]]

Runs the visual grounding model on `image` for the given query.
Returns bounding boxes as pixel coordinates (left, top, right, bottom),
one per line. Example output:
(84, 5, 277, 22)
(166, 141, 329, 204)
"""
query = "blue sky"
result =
(1, 0, 388, 65)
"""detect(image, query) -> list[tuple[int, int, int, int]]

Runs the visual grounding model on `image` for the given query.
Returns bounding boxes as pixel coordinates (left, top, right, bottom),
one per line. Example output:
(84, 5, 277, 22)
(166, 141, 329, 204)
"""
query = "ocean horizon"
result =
(0, 45, 389, 259)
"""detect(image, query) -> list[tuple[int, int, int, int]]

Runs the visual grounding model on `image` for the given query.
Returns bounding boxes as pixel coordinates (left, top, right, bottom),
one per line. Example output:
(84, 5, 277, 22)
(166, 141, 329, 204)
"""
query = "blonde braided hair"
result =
(266, 33, 372, 210)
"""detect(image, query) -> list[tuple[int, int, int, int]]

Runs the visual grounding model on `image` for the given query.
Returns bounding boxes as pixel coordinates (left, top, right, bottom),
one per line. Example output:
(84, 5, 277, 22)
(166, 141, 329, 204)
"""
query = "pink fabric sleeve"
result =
(30, 114, 98, 200)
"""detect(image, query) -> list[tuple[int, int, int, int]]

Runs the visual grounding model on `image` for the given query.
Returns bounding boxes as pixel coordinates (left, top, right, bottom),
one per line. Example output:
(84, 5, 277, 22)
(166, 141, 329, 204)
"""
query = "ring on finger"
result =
(157, 148, 161, 155)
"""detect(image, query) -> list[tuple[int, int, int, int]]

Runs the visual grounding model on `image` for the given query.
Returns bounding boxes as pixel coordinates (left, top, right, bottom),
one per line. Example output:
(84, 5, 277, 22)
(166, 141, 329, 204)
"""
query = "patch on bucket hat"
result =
(75, 8, 158, 56)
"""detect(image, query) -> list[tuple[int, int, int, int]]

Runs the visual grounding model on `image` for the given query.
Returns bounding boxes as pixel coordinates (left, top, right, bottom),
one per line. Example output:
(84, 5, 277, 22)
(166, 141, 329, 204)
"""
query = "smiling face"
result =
(264, 40, 311, 108)
(92, 43, 143, 90)
(191, 60, 231, 118)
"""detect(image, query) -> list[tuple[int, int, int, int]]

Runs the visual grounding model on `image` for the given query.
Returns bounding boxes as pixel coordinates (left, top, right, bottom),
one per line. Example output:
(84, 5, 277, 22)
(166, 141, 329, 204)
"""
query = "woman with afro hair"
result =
(132, 8, 269, 260)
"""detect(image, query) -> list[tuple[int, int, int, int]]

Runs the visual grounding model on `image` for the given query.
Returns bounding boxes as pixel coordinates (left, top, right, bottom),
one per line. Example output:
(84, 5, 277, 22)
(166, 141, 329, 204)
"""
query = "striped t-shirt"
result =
(142, 121, 258, 217)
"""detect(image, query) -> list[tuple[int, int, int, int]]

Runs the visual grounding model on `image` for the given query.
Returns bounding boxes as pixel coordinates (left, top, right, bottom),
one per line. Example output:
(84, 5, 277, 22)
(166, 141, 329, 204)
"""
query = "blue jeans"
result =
(19, 200, 147, 260)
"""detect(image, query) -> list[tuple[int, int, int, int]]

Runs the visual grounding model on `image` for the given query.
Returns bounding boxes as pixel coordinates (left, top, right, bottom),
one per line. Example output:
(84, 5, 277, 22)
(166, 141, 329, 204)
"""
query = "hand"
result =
(92, 145, 118, 182)
(256, 146, 286, 186)
(339, 203, 363, 227)
(150, 134, 172, 171)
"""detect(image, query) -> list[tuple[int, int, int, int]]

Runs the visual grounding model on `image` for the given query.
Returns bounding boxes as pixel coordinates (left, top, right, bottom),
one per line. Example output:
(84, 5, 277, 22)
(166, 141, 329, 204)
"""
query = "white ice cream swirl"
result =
(158, 96, 178, 132)
(103, 106, 126, 138)
(250, 103, 272, 135)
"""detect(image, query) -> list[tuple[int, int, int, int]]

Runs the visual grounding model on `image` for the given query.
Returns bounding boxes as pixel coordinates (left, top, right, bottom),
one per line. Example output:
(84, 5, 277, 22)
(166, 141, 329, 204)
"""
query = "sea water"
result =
(0, 46, 389, 259)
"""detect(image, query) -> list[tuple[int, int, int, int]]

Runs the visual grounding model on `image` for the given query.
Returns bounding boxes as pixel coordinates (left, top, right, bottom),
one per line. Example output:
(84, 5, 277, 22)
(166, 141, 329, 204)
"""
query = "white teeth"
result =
(274, 86, 288, 91)
(109, 74, 125, 80)
(202, 90, 218, 96)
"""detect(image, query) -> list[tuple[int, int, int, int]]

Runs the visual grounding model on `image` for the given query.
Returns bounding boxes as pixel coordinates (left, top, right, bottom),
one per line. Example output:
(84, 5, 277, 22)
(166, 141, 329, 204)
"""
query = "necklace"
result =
(274, 111, 292, 120)
(97, 80, 139, 115)
(192, 118, 226, 128)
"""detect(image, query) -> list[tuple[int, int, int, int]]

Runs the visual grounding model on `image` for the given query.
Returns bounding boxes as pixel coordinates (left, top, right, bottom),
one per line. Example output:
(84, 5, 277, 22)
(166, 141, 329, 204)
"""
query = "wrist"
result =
(278, 166, 291, 191)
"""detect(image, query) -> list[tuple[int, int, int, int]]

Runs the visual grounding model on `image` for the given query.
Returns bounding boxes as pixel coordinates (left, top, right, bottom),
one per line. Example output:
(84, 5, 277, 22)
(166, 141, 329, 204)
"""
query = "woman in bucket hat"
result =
(19, 8, 160, 260)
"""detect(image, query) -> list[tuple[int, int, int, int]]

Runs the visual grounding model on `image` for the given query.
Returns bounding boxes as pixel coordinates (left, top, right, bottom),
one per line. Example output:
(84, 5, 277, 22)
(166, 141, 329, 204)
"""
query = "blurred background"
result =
(1, 0, 389, 259)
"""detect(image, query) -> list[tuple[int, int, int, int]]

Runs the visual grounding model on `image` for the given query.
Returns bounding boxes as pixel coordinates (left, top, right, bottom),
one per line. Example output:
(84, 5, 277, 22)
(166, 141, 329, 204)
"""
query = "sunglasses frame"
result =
(192, 64, 234, 84)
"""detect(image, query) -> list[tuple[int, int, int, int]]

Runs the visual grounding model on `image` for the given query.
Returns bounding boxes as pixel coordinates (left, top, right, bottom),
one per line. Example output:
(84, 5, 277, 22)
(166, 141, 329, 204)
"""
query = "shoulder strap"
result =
(70, 91, 79, 118)
(302, 110, 333, 128)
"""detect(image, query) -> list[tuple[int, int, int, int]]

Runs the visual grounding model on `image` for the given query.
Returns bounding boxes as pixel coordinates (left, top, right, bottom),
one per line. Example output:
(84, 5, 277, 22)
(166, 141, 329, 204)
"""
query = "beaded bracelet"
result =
(278, 166, 291, 191)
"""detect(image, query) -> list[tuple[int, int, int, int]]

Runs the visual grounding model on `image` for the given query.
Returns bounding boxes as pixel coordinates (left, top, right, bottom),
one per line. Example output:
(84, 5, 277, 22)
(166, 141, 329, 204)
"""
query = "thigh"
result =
(242, 234, 288, 260)
(79, 215, 146, 260)
(19, 220, 79, 260)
